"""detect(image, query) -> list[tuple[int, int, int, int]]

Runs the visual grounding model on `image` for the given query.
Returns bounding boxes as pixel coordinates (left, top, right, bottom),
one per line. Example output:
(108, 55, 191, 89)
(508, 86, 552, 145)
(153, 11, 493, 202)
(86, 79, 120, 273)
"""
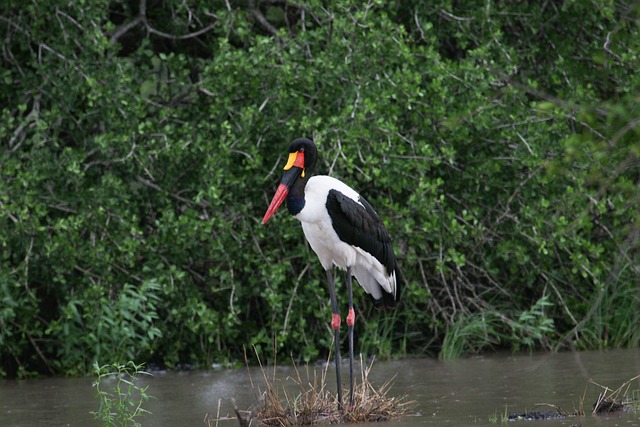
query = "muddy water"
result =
(1, 349, 640, 426)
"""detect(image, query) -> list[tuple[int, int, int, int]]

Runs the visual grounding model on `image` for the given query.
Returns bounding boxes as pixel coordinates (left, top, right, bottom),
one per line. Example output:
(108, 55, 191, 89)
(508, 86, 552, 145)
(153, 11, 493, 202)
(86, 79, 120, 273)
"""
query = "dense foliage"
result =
(1, 0, 638, 377)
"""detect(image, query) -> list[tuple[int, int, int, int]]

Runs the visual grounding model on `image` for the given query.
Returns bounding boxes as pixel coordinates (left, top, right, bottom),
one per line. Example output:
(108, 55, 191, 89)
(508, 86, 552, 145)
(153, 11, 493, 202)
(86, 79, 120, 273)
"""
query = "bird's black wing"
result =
(325, 189, 396, 275)
(326, 189, 402, 306)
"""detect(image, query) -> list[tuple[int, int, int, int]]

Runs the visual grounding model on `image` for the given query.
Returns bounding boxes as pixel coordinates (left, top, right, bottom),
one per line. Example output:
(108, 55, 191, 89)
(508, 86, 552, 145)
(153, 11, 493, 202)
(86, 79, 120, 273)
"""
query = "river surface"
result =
(1, 348, 640, 426)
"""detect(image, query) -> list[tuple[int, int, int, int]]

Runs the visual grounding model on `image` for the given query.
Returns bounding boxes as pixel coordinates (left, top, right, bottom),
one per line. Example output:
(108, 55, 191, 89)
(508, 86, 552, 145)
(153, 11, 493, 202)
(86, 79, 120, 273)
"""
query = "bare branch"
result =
(110, 15, 144, 43)
(146, 22, 217, 41)
(248, 0, 278, 36)
(0, 14, 29, 36)
(110, 0, 217, 44)
(414, 11, 426, 41)
(9, 95, 40, 152)
(439, 9, 474, 22)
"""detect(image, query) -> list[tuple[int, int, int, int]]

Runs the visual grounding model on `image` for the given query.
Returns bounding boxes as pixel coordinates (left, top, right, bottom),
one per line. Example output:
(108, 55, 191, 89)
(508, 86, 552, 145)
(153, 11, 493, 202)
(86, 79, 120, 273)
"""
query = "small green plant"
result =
(439, 312, 502, 360)
(488, 406, 509, 423)
(91, 361, 152, 427)
(509, 295, 555, 351)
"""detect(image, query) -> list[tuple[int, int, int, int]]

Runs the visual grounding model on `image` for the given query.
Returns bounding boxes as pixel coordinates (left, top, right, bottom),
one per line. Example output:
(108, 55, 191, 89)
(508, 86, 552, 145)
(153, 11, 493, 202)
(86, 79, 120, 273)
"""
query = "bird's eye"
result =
(299, 148, 305, 152)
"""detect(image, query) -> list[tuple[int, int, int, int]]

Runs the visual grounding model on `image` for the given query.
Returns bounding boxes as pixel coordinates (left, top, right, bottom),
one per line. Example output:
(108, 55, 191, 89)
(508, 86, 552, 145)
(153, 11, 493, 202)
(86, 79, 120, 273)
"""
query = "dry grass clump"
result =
(254, 353, 413, 425)
(507, 374, 640, 422)
(585, 374, 640, 415)
(256, 362, 336, 425)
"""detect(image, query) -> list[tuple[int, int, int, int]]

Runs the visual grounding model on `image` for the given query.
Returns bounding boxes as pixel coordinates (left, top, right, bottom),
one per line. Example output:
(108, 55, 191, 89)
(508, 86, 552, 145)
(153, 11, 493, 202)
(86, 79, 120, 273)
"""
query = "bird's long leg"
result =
(346, 267, 355, 407)
(326, 269, 343, 410)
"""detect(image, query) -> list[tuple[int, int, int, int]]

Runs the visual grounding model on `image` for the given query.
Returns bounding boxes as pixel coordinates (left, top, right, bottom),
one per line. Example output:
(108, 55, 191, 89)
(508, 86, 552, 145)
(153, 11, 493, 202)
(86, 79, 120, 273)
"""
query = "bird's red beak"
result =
(262, 151, 305, 224)
(262, 183, 289, 224)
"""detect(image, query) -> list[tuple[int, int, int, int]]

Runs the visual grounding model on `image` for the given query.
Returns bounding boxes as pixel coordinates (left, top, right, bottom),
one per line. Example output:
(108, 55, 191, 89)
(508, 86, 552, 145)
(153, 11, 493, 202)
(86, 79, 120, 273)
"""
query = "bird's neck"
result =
(286, 176, 307, 216)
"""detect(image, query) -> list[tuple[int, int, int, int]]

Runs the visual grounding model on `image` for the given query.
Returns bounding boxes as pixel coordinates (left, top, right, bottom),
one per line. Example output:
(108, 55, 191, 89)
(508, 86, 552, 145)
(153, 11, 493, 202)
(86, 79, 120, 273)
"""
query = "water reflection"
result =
(1, 349, 639, 426)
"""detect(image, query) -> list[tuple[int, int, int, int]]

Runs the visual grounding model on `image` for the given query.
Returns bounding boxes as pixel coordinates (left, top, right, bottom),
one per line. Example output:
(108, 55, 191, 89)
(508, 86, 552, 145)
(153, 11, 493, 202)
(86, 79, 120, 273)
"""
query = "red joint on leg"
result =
(331, 313, 341, 330)
(346, 308, 355, 327)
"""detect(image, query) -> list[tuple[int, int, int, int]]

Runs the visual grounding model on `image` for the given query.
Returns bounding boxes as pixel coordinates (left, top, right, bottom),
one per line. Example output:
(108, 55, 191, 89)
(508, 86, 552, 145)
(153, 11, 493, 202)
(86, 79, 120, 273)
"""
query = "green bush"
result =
(1, 0, 638, 376)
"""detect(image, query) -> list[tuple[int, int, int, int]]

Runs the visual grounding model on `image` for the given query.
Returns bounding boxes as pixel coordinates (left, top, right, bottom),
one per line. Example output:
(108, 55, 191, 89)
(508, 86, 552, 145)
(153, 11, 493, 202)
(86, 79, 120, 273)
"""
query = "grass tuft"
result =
(251, 349, 414, 425)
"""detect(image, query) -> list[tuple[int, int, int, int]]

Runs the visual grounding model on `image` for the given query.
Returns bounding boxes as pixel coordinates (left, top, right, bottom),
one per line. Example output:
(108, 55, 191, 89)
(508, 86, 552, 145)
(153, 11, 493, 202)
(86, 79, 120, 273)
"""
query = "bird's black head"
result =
(287, 137, 317, 175)
(262, 138, 318, 224)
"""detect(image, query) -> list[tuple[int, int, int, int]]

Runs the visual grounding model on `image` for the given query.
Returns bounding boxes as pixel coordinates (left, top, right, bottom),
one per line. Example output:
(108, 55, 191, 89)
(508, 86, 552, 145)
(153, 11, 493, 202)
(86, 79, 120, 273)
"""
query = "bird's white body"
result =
(295, 175, 397, 301)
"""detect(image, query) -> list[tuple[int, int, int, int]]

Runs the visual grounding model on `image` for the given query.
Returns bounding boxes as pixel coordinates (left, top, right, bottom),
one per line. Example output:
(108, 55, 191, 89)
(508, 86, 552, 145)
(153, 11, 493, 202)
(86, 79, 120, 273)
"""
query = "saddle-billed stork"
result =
(261, 137, 402, 408)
